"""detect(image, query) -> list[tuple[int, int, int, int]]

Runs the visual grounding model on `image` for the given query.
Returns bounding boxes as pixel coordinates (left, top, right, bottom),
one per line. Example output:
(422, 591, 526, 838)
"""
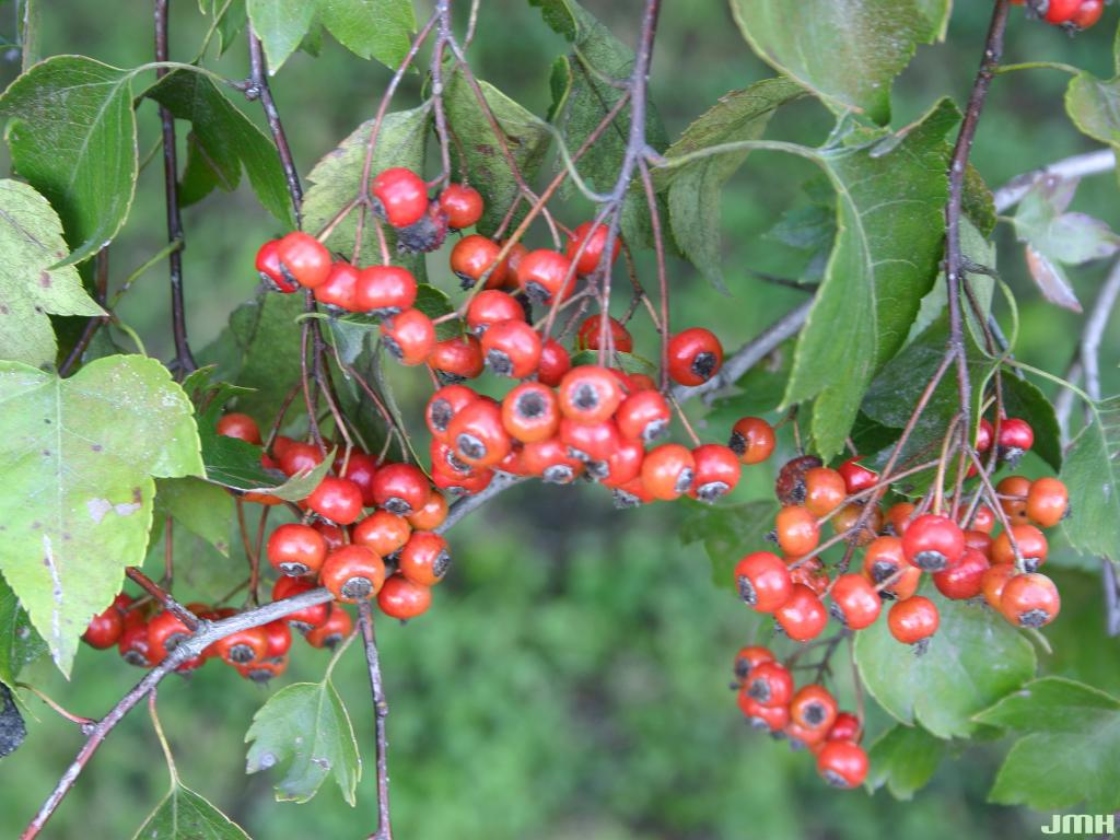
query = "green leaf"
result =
(0, 356, 203, 675)
(317, 0, 416, 71)
(445, 74, 552, 237)
(246, 0, 317, 73)
(132, 783, 252, 840)
(154, 477, 234, 557)
(867, 724, 947, 799)
(301, 108, 430, 273)
(975, 677, 1120, 812)
(680, 499, 781, 591)
(854, 598, 1036, 739)
(728, 0, 941, 125)
(145, 70, 295, 227)
(0, 56, 137, 265)
(245, 680, 361, 805)
(0, 180, 105, 367)
(1066, 71, 1120, 176)
(1060, 396, 1120, 558)
(782, 101, 957, 457)
(999, 373, 1062, 473)
(1041, 570, 1120, 696)
(199, 0, 249, 57)
(0, 576, 48, 687)
(660, 79, 805, 290)
(1014, 178, 1120, 267)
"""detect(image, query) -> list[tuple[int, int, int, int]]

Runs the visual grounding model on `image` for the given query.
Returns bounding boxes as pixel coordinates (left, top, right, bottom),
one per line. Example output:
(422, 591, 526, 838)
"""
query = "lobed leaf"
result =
(318, 0, 416, 71)
(0, 56, 137, 265)
(0, 180, 105, 368)
(246, 0, 317, 73)
(0, 356, 203, 675)
(975, 677, 1120, 812)
(245, 680, 361, 805)
(0, 576, 48, 687)
(854, 598, 1036, 739)
(867, 724, 947, 799)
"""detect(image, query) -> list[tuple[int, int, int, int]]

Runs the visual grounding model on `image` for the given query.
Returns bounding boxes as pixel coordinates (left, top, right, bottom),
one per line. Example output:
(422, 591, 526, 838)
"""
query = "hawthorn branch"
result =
(155, 0, 196, 376)
(247, 28, 303, 224)
(358, 602, 392, 840)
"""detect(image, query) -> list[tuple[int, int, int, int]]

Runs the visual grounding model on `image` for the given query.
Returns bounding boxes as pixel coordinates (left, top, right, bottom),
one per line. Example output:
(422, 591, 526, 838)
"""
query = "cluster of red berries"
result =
(81, 589, 352, 683)
(1012, 0, 1107, 29)
(734, 646, 867, 788)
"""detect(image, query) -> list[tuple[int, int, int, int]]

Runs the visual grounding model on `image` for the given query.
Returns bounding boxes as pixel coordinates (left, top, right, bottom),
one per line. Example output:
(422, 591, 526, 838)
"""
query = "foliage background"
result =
(0, 1, 1118, 837)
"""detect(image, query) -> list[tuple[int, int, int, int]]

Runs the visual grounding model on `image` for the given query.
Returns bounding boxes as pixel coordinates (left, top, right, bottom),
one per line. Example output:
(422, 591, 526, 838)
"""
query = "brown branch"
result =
(358, 602, 392, 840)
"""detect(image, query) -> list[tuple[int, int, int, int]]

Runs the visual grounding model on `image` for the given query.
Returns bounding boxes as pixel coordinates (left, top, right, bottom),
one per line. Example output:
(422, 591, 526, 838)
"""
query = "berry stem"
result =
(358, 601, 393, 840)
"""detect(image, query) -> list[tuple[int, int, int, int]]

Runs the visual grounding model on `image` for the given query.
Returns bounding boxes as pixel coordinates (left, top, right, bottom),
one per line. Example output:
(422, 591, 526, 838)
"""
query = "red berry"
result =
(502, 382, 561, 444)
(255, 238, 297, 293)
(378, 573, 433, 620)
(306, 475, 365, 525)
(997, 417, 1034, 463)
(271, 576, 330, 631)
(639, 443, 695, 501)
(336, 451, 380, 508)
(516, 249, 575, 305)
(320, 545, 387, 603)
(932, 548, 990, 600)
(887, 596, 940, 646)
(732, 645, 775, 683)
(83, 601, 126, 649)
(278, 441, 324, 477)
(372, 167, 429, 228)
(991, 524, 1049, 572)
(690, 443, 742, 503)
(1069, 0, 1105, 29)
(827, 712, 863, 744)
(789, 684, 839, 738)
(774, 455, 823, 505)
(275, 231, 332, 289)
(448, 398, 512, 469)
(559, 417, 620, 467)
(816, 740, 868, 789)
(304, 605, 353, 650)
(837, 457, 878, 495)
(426, 384, 480, 443)
(438, 183, 484, 230)
(901, 514, 965, 572)
(217, 412, 262, 446)
(576, 315, 633, 353)
(666, 327, 723, 387)
(615, 390, 671, 443)
(354, 265, 417, 317)
(214, 624, 269, 666)
(380, 308, 436, 366)
(407, 491, 449, 531)
(465, 290, 526, 336)
(597, 437, 645, 488)
(828, 573, 882, 630)
(352, 510, 412, 557)
(802, 467, 847, 518)
(774, 583, 829, 642)
(1042, 0, 1082, 23)
(398, 531, 452, 587)
(146, 610, 192, 666)
(733, 551, 793, 613)
(737, 691, 791, 732)
(745, 660, 794, 707)
(450, 235, 504, 290)
(313, 261, 359, 312)
(728, 417, 776, 465)
(481, 319, 542, 379)
(999, 572, 1061, 627)
(557, 365, 624, 424)
(371, 462, 431, 516)
(774, 505, 821, 557)
(430, 334, 484, 382)
(566, 221, 621, 276)
(1026, 477, 1069, 529)
(537, 338, 572, 387)
(267, 522, 329, 577)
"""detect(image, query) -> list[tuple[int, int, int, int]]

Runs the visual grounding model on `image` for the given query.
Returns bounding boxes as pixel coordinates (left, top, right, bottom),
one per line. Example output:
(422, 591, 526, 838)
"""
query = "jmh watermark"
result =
(1041, 813, 1116, 835)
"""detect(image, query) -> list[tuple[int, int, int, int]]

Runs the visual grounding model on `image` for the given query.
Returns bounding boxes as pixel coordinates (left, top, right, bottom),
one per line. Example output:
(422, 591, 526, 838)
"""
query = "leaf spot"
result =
(87, 498, 112, 524)
(90, 444, 102, 452)
(256, 752, 277, 769)
(39, 271, 51, 288)
(311, 756, 331, 770)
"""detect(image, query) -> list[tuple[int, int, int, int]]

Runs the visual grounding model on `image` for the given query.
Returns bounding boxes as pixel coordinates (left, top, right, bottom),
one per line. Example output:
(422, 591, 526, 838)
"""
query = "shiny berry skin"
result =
(727, 416, 776, 465)
(901, 514, 965, 572)
(146, 611, 192, 666)
(862, 535, 907, 585)
(640, 443, 696, 501)
(215, 625, 270, 665)
(438, 183, 484, 230)
(690, 443, 742, 503)
(307, 476, 365, 525)
(432, 436, 475, 476)
(773, 505, 821, 557)
(336, 451, 380, 508)
(790, 556, 830, 596)
(884, 502, 916, 537)
(830, 502, 882, 548)
(321, 545, 387, 602)
(557, 365, 624, 424)
(975, 417, 995, 453)
(431, 462, 495, 496)
(732, 645, 775, 683)
(236, 655, 289, 684)
(738, 691, 791, 732)
(502, 382, 561, 444)
(997, 475, 1032, 523)
(263, 620, 293, 659)
(982, 563, 1019, 610)
(407, 491, 449, 531)
(371, 462, 431, 516)
(790, 684, 839, 737)
(354, 265, 418, 317)
(465, 290, 526, 335)
(378, 573, 433, 620)
(576, 315, 633, 353)
(537, 338, 572, 387)
(932, 548, 990, 600)
(1042, 0, 1081, 23)
(256, 238, 297, 293)
(613, 390, 669, 443)
(448, 398, 512, 469)
(997, 417, 1034, 462)
(275, 231, 332, 289)
(745, 660, 794, 707)
(314, 261, 359, 312)
(802, 467, 847, 518)
(817, 740, 869, 789)
(430, 334, 484, 382)
(83, 601, 126, 649)
(217, 412, 262, 445)
(775, 455, 823, 505)
(827, 712, 863, 744)
(559, 417, 620, 468)
(481, 319, 542, 378)
(426, 384, 479, 443)
(999, 572, 1061, 628)
(598, 437, 645, 488)
(278, 441, 324, 477)
(271, 576, 331, 631)
(734, 551, 793, 613)
(1069, 0, 1105, 29)
(118, 619, 153, 667)
(450, 235, 504, 289)
(520, 437, 584, 484)
(666, 327, 723, 387)
(380, 308, 436, 366)
(970, 504, 997, 535)
(516, 248, 575, 305)
(887, 595, 940, 646)
(774, 583, 829, 642)
(1026, 477, 1069, 529)
(267, 522, 329, 577)
(352, 510, 412, 557)
(837, 457, 878, 495)
(398, 531, 452, 587)
(828, 573, 882, 630)
(991, 524, 1049, 572)
(304, 604, 353, 650)
(371, 167, 429, 228)
(566, 221, 621, 276)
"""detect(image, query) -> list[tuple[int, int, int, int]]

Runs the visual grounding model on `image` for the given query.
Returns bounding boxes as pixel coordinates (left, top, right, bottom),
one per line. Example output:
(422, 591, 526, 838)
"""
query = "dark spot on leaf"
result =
(33, 306, 43, 314)
(31, 522, 40, 530)
(91, 444, 102, 452)
(132, 487, 142, 503)
(39, 271, 51, 288)
(0, 684, 27, 758)
(0, 305, 8, 314)
(41, 450, 50, 457)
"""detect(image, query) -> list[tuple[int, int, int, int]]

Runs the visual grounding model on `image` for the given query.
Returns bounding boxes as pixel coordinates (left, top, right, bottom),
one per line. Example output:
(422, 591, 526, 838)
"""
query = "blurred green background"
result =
(2, 1, 1120, 838)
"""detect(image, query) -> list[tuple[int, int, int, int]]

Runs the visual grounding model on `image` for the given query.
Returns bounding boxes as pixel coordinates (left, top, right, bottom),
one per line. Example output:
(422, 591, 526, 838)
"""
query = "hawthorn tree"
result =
(1, 0, 1119, 837)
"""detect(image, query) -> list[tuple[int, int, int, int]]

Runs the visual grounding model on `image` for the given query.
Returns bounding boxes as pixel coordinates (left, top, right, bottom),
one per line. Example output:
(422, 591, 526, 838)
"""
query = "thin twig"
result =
(247, 29, 303, 224)
(358, 602, 392, 840)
